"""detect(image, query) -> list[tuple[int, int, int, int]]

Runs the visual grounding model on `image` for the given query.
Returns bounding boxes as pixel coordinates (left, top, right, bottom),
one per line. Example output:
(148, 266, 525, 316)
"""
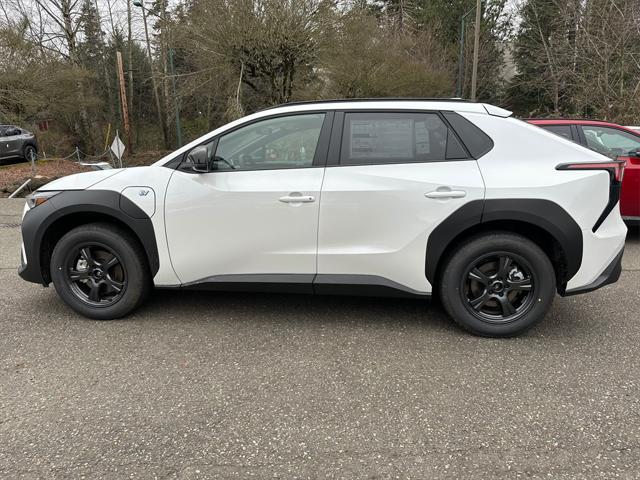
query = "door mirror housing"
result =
(627, 149, 640, 159)
(187, 145, 210, 173)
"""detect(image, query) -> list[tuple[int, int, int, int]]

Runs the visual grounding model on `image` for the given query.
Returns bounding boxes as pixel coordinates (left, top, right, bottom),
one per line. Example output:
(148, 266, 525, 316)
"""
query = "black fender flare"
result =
(19, 190, 159, 285)
(425, 198, 583, 286)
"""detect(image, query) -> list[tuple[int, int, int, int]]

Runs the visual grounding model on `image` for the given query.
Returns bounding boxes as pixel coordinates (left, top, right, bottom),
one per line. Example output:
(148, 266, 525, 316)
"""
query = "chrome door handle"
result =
(425, 190, 467, 199)
(279, 195, 315, 203)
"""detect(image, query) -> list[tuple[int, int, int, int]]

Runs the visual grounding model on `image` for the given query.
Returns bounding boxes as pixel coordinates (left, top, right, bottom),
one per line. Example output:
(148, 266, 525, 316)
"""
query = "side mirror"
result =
(627, 149, 640, 159)
(187, 145, 209, 173)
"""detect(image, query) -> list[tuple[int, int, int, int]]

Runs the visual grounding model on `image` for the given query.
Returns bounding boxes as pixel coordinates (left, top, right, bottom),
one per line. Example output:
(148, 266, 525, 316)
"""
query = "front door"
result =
(164, 112, 331, 286)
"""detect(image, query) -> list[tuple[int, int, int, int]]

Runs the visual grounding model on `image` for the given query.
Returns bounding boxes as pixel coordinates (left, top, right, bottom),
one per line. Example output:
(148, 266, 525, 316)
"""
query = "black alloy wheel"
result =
(439, 232, 556, 337)
(461, 252, 536, 323)
(64, 244, 127, 306)
(50, 222, 150, 319)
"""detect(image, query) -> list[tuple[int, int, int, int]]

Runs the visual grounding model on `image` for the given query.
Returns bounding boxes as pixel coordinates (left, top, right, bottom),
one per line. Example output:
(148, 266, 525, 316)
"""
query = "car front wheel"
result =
(439, 232, 556, 337)
(50, 222, 151, 320)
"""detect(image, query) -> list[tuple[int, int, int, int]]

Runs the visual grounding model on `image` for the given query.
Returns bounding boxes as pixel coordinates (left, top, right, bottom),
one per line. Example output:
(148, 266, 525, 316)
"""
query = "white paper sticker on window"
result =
(350, 119, 413, 159)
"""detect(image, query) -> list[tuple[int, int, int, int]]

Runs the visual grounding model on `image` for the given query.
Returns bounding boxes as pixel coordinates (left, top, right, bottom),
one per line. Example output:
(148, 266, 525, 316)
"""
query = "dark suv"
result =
(0, 125, 38, 164)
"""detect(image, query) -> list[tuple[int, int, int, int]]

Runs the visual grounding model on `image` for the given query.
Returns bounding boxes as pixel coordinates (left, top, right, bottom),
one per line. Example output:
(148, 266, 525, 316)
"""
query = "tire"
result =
(439, 232, 556, 337)
(50, 222, 151, 320)
(23, 145, 36, 162)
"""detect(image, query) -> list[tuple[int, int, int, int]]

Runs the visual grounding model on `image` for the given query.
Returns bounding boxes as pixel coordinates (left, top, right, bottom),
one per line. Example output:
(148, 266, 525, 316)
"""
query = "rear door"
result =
(0, 126, 12, 158)
(316, 110, 486, 294)
(1, 127, 23, 158)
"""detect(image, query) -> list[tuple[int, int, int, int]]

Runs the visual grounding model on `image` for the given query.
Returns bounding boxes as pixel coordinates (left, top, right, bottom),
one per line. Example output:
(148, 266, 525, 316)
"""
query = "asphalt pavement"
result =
(1, 198, 639, 479)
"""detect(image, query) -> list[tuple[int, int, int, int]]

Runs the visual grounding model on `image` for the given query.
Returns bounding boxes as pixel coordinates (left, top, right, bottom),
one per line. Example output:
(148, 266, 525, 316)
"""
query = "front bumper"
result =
(18, 200, 55, 285)
(563, 248, 623, 296)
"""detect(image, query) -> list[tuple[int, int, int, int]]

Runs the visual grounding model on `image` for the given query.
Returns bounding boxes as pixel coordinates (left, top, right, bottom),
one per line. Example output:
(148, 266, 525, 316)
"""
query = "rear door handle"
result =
(279, 194, 316, 203)
(425, 190, 467, 199)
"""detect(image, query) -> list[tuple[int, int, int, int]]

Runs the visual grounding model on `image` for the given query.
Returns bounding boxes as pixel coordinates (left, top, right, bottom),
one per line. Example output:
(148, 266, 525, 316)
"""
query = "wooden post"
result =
(116, 51, 131, 158)
(470, 0, 481, 101)
(127, 0, 134, 141)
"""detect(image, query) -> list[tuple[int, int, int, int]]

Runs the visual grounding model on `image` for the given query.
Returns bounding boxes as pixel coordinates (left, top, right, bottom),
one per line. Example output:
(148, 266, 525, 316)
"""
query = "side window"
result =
(339, 112, 467, 166)
(0, 126, 16, 137)
(541, 125, 573, 141)
(213, 113, 326, 171)
(581, 126, 640, 158)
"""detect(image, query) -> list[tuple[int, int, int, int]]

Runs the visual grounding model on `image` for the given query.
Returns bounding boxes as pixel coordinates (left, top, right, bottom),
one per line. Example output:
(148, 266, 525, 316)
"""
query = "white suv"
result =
(19, 99, 627, 336)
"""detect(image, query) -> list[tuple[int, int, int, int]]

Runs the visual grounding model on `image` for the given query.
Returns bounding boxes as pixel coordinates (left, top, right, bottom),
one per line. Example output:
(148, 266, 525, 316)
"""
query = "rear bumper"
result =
(564, 204, 627, 293)
(562, 248, 623, 296)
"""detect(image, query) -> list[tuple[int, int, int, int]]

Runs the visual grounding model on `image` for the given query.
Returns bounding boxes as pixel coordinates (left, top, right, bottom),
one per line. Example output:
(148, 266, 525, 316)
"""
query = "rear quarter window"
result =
(442, 112, 494, 159)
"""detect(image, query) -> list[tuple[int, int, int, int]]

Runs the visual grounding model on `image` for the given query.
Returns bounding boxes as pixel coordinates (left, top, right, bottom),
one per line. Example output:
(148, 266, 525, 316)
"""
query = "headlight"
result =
(26, 191, 61, 209)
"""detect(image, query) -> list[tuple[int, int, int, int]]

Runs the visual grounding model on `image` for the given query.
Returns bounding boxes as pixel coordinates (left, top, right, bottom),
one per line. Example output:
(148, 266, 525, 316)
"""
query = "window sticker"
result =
(350, 119, 414, 159)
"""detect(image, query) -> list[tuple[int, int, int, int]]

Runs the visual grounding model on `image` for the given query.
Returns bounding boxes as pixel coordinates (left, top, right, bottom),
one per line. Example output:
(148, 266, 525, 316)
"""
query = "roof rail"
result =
(259, 97, 474, 112)
(523, 116, 611, 123)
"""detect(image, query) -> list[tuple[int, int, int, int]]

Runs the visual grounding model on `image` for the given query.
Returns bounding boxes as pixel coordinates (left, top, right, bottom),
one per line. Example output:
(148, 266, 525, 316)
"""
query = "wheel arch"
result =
(426, 199, 582, 294)
(21, 190, 159, 285)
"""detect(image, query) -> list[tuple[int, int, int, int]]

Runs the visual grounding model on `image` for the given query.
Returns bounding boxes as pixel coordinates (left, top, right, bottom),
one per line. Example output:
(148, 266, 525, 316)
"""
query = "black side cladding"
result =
(426, 199, 583, 287)
(482, 199, 583, 279)
(19, 190, 159, 285)
(425, 200, 484, 283)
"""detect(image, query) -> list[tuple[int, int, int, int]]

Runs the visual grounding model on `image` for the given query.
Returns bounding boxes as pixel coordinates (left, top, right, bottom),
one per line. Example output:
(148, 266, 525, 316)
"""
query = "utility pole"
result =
(456, 8, 475, 98)
(116, 51, 131, 157)
(169, 48, 183, 147)
(127, 0, 134, 152)
(134, 0, 170, 149)
(470, 0, 482, 101)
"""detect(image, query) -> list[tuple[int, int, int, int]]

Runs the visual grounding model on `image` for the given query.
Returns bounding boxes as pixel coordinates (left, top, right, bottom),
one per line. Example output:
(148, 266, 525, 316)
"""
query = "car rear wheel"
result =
(50, 223, 151, 320)
(439, 232, 556, 337)
(23, 145, 36, 162)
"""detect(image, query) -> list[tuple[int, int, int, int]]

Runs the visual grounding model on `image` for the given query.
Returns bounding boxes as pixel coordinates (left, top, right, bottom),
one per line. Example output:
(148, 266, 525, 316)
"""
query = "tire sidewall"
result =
(440, 233, 556, 337)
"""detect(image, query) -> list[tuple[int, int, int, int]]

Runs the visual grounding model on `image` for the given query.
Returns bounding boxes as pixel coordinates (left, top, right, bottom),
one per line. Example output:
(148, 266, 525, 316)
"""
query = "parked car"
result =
(19, 99, 627, 337)
(528, 119, 640, 221)
(79, 161, 113, 171)
(0, 125, 38, 163)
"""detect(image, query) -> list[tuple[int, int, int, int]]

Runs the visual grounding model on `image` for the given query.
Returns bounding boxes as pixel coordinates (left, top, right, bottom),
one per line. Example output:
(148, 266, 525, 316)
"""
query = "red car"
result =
(528, 119, 640, 221)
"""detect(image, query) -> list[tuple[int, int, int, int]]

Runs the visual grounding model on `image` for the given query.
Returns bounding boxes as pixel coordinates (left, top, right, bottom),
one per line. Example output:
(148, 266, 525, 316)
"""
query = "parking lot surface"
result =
(1, 198, 639, 479)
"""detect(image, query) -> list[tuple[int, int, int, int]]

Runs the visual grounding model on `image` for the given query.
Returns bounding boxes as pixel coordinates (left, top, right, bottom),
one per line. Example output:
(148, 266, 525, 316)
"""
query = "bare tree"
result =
(32, 0, 97, 149)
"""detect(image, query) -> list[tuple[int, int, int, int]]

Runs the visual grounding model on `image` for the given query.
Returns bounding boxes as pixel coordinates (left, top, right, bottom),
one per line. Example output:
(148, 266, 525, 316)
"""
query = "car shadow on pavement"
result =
(134, 287, 588, 339)
(142, 288, 458, 331)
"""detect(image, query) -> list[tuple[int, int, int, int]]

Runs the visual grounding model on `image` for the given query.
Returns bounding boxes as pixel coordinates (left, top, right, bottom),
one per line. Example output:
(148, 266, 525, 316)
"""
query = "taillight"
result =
(556, 160, 626, 182)
(556, 159, 626, 232)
